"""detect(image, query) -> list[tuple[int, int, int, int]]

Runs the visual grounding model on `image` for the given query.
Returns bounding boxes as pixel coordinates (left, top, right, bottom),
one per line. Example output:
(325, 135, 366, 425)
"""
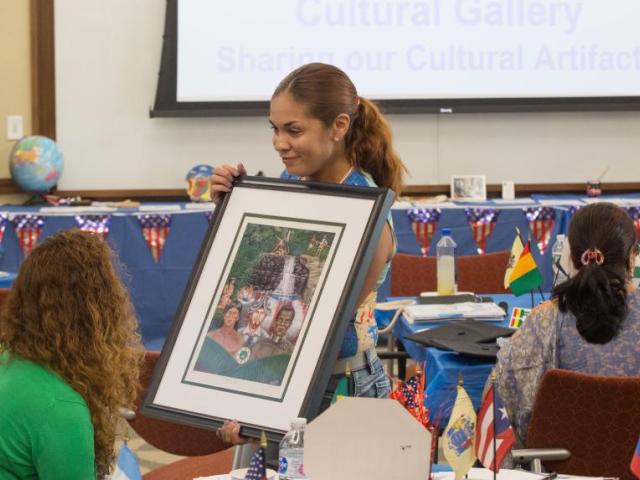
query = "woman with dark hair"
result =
(207, 302, 244, 355)
(211, 62, 407, 445)
(496, 203, 640, 443)
(0, 229, 142, 479)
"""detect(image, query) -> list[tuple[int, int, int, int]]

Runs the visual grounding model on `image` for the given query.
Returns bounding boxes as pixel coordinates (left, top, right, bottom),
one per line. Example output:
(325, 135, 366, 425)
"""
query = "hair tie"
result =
(580, 248, 604, 266)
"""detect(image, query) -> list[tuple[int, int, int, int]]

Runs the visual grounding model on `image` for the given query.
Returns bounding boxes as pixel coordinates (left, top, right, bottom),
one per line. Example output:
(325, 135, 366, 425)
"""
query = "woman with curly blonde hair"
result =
(0, 229, 143, 479)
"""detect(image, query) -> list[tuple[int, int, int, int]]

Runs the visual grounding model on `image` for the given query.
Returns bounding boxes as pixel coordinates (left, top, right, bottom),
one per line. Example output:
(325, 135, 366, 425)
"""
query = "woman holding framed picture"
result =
(211, 62, 408, 444)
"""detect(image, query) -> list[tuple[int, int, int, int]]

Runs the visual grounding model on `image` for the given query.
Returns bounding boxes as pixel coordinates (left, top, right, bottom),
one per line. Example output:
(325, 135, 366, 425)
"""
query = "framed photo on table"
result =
(142, 176, 394, 440)
(450, 175, 487, 201)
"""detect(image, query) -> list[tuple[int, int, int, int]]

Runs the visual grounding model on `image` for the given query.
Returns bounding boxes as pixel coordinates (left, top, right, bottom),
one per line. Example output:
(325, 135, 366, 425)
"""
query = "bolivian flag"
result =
(508, 241, 544, 296)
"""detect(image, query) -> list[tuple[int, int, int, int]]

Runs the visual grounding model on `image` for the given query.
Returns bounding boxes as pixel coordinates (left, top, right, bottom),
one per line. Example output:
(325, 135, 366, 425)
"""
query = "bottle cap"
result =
(291, 417, 307, 427)
(441, 228, 452, 236)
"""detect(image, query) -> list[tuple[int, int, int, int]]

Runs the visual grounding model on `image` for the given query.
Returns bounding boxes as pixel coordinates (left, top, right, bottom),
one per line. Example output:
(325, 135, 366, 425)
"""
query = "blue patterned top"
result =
(496, 289, 640, 443)
(280, 169, 395, 358)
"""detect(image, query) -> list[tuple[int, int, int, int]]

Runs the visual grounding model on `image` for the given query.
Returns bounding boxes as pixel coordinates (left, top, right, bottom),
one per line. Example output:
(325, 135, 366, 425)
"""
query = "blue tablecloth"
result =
(383, 193, 640, 300)
(0, 204, 213, 349)
(392, 293, 546, 428)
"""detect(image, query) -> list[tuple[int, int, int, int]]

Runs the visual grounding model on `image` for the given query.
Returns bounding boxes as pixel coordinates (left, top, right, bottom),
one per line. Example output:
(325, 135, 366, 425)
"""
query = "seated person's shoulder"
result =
(0, 355, 88, 418)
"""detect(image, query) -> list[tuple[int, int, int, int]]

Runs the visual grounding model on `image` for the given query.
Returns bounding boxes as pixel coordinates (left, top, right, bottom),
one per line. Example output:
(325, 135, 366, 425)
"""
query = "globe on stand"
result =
(9, 135, 64, 193)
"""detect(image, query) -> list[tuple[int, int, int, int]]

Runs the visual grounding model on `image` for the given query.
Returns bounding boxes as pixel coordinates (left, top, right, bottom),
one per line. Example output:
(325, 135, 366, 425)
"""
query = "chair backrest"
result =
(390, 251, 510, 297)
(127, 350, 228, 457)
(527, 369, 640, 479)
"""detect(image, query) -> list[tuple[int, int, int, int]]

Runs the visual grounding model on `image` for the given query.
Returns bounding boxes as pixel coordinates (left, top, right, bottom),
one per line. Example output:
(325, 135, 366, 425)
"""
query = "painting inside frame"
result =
(183, 214, 344, 401)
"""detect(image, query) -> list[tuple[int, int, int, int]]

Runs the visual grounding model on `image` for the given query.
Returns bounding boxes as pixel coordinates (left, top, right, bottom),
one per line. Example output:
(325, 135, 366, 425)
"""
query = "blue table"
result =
(392, 293, 546, 428)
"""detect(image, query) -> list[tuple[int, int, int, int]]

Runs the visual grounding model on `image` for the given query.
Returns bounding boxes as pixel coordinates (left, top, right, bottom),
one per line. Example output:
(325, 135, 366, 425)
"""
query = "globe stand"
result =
(22, 193, 48, 206)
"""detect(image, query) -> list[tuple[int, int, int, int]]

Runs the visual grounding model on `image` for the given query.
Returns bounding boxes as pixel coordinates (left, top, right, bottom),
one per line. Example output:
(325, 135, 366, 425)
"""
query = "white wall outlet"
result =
(6, 115, 24, 140)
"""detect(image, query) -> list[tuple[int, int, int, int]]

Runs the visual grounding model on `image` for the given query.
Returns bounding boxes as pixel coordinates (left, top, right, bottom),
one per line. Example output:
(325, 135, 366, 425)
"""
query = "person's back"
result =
(497, 203, 640, 443)
(0, 352, 95, 479)
(557, 289, 640, 375)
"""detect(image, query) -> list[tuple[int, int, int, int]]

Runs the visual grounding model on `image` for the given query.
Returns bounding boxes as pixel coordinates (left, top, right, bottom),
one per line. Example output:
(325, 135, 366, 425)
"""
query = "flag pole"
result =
(491, 369, 497, 480)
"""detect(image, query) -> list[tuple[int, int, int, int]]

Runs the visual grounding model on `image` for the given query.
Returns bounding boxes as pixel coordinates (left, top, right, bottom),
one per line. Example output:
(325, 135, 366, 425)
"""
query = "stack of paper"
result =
(404, 302, 506, 323)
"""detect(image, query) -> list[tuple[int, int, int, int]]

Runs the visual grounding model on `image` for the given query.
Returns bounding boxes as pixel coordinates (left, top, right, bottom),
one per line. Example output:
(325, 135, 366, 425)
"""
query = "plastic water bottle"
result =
(278, 417, 306, 479)
(437, 228, 457, 295)
(551, 234, 568, 286)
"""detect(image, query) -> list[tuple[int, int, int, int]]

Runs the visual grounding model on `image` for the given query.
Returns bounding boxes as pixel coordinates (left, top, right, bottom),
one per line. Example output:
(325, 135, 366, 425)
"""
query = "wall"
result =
(54, 0, 640, 191)
(0, 0, 32, 179)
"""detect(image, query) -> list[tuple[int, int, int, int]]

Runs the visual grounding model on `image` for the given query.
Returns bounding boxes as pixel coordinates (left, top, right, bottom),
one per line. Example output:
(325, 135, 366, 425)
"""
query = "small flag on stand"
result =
(245, 431, 268, 480)
(475, 379, 516, 472)
(508, 241, 544, 297)
(631, 436, 640, 479)
(509, 307, 531, 329)
(111, 441, 142, 480)
(442, 375, 477, 480)
(390, 365, 430, 429)
(504, 231, 524, 289)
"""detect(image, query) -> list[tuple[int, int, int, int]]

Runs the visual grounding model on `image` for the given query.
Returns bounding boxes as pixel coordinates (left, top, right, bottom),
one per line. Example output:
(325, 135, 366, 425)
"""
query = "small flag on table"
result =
(504, 233, 524, 289)
(508, 241, 544, 297)
(475, 384, 516, 472)
(390, 367, 430, 428)
(111, 441, 142, 480)
(631, 436, 640, 479)
(442, 377, 477, 480)
(509, 307, 531, 329)
(246, 431, 268, 480)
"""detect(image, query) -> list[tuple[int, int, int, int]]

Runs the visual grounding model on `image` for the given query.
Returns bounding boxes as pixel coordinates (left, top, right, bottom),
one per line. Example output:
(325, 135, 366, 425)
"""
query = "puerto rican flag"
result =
(631, 436, 640, 479)
(475, 384, 516, 472)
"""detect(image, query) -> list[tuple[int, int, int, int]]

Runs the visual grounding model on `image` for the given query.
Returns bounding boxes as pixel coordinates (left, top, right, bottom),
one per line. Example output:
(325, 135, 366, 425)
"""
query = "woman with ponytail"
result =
(211, 63, 408, 446)
(496, 203, 640, 444)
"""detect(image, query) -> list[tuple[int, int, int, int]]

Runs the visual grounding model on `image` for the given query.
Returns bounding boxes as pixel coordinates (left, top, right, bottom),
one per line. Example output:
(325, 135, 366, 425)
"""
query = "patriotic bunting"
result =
(567, 205, 583, 217)
(524, 207, 555, 255)
(465, 209, 500, 255)
(11, 215, 45, 257)
(75, 215, 111, 239)
(407, 208, 441, 256)
(627, 207, 640, 241)
(136, 214, 172, 263)
(0, 214, 8, 245)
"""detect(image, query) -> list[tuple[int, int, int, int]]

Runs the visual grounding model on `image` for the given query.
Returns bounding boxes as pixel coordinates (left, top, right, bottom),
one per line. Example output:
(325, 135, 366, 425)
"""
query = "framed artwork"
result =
(142, 176, 394, 440)
(450, 175, 487, 201)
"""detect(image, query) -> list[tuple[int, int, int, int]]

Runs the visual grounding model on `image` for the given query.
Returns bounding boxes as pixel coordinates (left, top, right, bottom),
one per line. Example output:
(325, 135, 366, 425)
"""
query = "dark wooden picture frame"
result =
(142, 176, 393, 440)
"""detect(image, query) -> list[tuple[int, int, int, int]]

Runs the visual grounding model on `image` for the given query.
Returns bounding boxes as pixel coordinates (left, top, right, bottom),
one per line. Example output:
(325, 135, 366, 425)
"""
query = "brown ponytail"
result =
(273, 63, 407, 196)
(346, 97, 406, 196)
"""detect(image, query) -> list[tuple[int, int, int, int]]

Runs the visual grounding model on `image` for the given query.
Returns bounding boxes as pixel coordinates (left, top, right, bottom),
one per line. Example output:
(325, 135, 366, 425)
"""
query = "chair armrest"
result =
(511, 448, 571, 473)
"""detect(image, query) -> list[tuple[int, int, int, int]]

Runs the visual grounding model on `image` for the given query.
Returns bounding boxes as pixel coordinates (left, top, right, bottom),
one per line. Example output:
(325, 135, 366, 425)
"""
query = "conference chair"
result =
(383, 251, 510, 378)
(390, 251, 511, 297)
(512, 369, 640, 479)
(125, 350, 234, 479)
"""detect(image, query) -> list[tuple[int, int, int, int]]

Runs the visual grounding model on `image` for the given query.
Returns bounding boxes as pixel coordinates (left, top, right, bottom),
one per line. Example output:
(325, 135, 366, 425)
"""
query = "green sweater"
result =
(0, 352, 95, 479)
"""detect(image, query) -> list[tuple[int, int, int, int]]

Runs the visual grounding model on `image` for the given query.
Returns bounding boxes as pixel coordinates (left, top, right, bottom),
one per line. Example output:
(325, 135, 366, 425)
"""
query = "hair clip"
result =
(580, 248, 604, 266)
